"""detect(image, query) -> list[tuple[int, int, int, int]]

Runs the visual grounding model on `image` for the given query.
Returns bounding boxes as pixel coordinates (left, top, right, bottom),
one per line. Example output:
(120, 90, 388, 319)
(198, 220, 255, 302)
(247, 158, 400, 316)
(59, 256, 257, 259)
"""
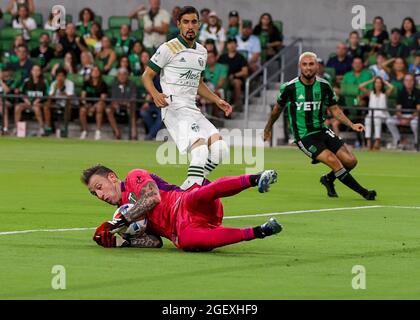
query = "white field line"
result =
(0, 205, 419, 236)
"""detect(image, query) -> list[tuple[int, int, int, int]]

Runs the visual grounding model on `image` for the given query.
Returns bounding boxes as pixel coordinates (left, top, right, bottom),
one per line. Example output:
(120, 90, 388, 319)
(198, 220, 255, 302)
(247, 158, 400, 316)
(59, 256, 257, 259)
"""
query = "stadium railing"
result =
(0, 93, 147, 138)
(243, 38, 303, 128)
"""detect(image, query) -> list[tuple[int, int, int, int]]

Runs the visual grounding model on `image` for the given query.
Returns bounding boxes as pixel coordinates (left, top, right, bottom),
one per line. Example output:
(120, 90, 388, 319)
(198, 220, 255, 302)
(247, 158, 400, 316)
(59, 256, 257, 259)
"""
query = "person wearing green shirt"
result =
(264, 52, 376, 200)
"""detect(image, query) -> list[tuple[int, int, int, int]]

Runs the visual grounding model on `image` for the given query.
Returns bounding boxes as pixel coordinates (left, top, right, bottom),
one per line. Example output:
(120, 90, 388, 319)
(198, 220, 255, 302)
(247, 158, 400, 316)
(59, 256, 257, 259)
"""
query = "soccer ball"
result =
(112, 203, 147, 240)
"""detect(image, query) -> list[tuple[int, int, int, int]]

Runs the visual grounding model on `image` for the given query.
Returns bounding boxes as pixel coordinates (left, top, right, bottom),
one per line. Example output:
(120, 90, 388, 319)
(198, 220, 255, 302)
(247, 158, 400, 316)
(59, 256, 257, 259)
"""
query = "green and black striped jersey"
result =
(277, 76, 338, 141)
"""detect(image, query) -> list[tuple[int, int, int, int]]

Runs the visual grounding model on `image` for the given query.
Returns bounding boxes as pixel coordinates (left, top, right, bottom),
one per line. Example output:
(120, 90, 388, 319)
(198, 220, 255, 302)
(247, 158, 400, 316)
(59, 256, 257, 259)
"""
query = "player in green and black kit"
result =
(264, 52, 376, 200)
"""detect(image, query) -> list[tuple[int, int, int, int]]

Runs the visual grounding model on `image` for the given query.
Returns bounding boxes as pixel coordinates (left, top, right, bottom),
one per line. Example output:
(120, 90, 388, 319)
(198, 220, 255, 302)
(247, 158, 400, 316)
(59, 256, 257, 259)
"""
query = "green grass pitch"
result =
(0, 137, 419, 299)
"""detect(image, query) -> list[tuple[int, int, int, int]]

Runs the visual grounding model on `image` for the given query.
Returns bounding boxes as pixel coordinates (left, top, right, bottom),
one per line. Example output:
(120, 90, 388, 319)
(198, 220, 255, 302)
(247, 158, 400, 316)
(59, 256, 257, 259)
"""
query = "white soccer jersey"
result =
(148, 36, 207, 108)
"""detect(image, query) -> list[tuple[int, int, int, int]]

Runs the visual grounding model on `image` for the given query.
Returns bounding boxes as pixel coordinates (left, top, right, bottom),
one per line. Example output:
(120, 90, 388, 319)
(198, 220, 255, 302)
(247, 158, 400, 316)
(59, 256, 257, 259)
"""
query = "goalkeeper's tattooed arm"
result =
(123, 182, 161, 223)
(264, 103, 285, 141)
(128, 234, 163, 248)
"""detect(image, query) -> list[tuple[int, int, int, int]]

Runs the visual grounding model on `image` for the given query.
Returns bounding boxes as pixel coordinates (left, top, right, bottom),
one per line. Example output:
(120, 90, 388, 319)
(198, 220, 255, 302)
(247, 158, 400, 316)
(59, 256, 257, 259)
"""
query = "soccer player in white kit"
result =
(142, 6, 233, 190)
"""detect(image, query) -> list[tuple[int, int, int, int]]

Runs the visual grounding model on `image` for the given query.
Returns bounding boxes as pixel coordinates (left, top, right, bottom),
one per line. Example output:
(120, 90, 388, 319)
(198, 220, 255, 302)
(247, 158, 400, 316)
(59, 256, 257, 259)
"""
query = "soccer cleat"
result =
(258, 170, 278, 193)
(363, 190, 377, 200)
(260, 217, 283, 237)
(320, 175, 338, 198)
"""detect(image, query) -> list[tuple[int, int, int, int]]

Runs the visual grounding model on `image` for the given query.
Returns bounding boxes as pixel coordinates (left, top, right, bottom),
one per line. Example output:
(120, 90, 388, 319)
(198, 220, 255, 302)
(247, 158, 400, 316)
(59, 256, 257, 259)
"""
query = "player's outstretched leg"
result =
(178, 218, 283, 251)
(186, 170, 278, 206)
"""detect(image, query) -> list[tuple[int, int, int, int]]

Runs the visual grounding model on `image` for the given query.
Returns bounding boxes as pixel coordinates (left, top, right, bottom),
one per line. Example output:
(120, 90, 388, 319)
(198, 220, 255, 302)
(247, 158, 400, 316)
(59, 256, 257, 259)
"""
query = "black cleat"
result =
(320, 175, 338, 198)
(363, 190, 377, 200)
(260, 218, 283, 237)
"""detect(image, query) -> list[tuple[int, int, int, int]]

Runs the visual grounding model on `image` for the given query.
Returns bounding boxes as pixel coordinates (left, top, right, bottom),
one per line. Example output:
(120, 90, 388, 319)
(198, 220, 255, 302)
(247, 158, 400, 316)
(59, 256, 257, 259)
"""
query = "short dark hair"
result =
(349, 31, 359, 37)
(81, 165, 116, 185)
(55, 67, 67, 77)
(178, 6, 199, 22)
(391, 28, 401, 35)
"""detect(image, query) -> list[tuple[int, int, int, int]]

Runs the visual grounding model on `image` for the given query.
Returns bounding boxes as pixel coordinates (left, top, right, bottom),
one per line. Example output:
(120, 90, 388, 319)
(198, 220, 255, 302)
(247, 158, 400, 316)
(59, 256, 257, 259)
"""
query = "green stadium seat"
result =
(129, 75, 143, 88)
(67, 73, 84, 87)
(0, 40, 13, 52)
(102, 74, 115, 87)
(2, 13, 14, 26)
(273, 20, 283, 34)
(94, 15, 103, 27)
(104, 29, 120, 40)
(48, 57, 64, 69)
(108, 16, 131, 30)
(340, 83, 359, 97)
(27, 40, 39, 51)
(30, 13, 44, 26)
(66, 14, 73, 23)
(324, 67, 336, 81)
(0, 28, 23, 40)
(144, 47, 156, 56)
(406, 55, 415, 66)
(30, 29, 54, 40)
(130, 29, 144, 41)
(30, 57, 42, 66)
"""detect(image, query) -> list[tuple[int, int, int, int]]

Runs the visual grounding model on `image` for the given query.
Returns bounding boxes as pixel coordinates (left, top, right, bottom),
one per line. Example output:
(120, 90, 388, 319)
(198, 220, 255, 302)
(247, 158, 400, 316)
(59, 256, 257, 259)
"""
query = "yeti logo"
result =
(191, 123, 200, 132)
(198, 57, 204, 67)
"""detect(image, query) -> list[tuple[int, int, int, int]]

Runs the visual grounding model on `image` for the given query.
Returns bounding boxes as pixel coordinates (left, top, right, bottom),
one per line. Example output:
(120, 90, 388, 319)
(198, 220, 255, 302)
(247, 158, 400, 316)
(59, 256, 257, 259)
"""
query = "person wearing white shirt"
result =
(12, 5, 37, 41)
(198, 11, 226, 55)
(359, 76, 394, 150)
(142, 6, 233, 190)
(236, 20, 261, 73)
(129, 0, 170, 49)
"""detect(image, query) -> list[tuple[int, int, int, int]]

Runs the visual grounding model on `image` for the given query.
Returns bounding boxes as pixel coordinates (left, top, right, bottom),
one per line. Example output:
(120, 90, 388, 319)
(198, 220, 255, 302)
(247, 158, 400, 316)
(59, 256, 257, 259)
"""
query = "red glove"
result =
(93, 222, 116, 248)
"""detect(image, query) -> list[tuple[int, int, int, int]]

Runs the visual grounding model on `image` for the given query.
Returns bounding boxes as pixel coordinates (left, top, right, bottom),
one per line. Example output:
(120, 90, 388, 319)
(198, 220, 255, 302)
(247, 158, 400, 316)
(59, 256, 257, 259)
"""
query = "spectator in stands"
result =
(383, 28, 410, 59)
(199, 8, 210, 33)
(82, 21, 104, 54)
(43, 67, 75, 136)
(12, 5, 37, 41)
(79, 66, 108, 140)
(51, 51, 77, 77)
(140, 76, 162, 140)
(369, 52, 392, 81)
(96, 36, 117, 75)
(386, 73, 420, 148)
(199, 11, 226, 54)
(204, 39, 218, 56)
(30, 33, 55, 72)
(5, 0, 34, 15)
(79, 51, 94, 81)
(408, 51, 420, 86)
(400, 17, 417, 53)
(107, 68, 138, 140)
(14, 64, 48, 136)
(347, 31, 369, 64)
(140, 50, 152, 74)
(113, 24, 135, 56)
(218, 37, 248, 110)
(410, 104, 420, 149)
(129, 0, 170, 49)
(253, 13, 283, 62)
(226, 11, 240, 39)
(202, 50, 228, 117)
(326, 43, 352, 84)
(0, 67, 19, 134)
(111, 56, 132, 76)
(167, 6, 181, 40)
(3, 35, 25, 65)
(359, 76, 394, 150)
(57, 23, 85, 64)
(389, 57, 407, 94)
(236, 20, 261, 74)
(365, 16, 389, 52)
(316, 58, 332, 83)
(8, 44, 33, 80)
(77, 7, 95, 38)
(44, 12, 58, 31)
(128, 40, 144, 76)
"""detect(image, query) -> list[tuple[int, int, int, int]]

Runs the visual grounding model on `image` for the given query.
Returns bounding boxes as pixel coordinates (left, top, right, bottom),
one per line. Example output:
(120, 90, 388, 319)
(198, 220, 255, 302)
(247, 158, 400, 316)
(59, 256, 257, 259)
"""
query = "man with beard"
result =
(263, 52, 376, 200)
(142, 6, 233, 190)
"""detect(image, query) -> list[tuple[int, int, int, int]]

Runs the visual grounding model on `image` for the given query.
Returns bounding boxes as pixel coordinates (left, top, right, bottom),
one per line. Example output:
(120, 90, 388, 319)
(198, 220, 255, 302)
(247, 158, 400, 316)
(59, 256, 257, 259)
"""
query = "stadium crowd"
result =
(0, 0, 283, 140)
(0, 1, 418, 150)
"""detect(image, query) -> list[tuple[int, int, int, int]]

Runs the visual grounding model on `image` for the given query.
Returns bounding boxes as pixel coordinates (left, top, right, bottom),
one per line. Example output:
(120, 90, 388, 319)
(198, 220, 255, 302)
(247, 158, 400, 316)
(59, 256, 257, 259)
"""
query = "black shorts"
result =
(296, 129, 344, 164)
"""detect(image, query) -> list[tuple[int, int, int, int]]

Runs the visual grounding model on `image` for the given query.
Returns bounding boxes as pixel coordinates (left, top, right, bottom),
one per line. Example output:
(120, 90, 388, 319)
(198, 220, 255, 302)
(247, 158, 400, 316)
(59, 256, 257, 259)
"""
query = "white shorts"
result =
(162, 104, 219, 154)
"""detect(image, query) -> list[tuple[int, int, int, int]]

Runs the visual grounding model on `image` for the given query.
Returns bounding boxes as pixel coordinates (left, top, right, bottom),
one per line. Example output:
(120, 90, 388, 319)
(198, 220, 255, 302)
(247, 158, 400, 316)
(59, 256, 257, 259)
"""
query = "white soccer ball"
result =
(112, 203, 147, 240)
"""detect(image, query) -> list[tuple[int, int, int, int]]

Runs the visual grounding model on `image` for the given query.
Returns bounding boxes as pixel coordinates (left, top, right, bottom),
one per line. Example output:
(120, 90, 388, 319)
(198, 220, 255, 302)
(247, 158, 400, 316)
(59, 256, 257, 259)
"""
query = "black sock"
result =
(249, 174, 261, 187)
(326, 170, 336, 182)
(253, 226, 265, 238)
(335, 168, 368, 196)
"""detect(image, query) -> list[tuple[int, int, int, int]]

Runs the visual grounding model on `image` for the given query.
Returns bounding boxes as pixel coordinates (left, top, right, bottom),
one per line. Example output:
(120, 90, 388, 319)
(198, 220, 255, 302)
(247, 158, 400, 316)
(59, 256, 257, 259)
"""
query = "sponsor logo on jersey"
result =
(309, 145, 317, 153)
(298, 94, 305, 100)
(191, 123, 200, 132)
(295, 101, 321, 111)
(180, 57, 186, 63)
(198, 57, 205, 67)
(128, 192, 137, 204)
(180, 70, 201, 80)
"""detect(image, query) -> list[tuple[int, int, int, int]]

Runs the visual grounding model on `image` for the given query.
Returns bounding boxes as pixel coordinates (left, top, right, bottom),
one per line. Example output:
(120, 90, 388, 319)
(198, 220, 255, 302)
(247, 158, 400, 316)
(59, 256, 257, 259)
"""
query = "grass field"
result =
(0, 137, 420, 299)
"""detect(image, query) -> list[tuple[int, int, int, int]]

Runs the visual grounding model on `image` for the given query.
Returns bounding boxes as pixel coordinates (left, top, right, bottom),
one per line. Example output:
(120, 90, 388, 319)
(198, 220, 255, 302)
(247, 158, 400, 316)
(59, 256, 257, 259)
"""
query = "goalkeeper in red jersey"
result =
(81, 165, 282, 251)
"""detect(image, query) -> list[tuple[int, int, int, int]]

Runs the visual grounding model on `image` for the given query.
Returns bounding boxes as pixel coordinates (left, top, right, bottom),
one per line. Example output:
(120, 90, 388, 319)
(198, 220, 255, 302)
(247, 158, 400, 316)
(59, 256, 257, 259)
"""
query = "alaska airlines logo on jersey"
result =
(180, 70, 201, 80)
(295, 101, 321, 111)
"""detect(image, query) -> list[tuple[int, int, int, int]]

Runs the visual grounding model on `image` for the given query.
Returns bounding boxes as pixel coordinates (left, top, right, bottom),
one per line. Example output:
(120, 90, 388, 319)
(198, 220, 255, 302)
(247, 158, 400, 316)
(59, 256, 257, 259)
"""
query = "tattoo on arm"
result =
(129, 234, 163, 248)
(330, 105, 353, 128)
(123, 182, 161, 223)
(267, 104, 285, 128)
